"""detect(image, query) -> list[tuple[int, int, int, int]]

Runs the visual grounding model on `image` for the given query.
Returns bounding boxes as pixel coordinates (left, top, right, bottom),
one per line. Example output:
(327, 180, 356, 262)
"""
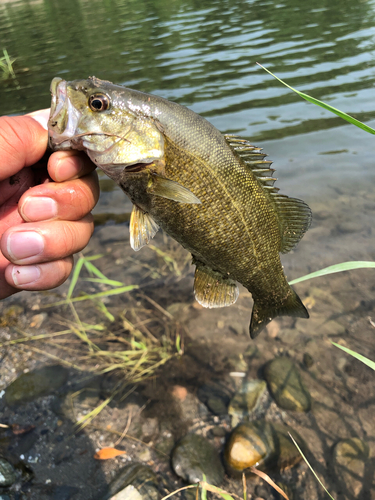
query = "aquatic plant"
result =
(0, 49, 17, 81)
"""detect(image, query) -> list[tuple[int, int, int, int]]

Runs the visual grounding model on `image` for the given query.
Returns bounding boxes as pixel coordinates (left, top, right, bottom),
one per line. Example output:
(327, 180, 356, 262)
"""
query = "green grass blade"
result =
(66, 256, 85, 299)
(289, 261, 375, 285)
(199, 482, 235, 500)
(257, 63, 375, 135)
(332, 343, 375, 371)
(201, 475, 207, 500)
(83, 260, 114, 281)
(83, 277, 124, 287)
(46, 284, 138, 307)
(289, 434, 335, 500)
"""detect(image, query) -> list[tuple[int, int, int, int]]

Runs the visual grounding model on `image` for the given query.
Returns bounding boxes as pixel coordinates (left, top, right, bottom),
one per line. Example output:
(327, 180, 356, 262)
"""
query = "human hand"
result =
(0, 110, 99, 299)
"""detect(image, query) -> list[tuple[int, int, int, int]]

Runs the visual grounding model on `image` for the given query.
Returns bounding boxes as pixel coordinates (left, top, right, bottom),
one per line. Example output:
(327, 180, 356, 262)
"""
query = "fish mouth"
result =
(48, 77, 82, 150)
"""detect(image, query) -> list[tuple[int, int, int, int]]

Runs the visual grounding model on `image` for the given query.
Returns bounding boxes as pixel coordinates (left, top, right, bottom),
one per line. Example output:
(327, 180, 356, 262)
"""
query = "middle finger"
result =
(1, 215, 94, 265)
(18, 171, 99, 222)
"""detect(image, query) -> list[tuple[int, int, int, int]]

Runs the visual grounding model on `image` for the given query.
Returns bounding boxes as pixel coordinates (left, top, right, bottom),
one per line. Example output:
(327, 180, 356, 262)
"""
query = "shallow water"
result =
(1, 0, 375, 498)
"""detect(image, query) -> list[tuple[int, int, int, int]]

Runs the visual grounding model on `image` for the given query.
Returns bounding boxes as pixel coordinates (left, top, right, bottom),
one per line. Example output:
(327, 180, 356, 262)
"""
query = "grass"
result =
(0, 49, 16, 80)
(0, 49, 20, 89)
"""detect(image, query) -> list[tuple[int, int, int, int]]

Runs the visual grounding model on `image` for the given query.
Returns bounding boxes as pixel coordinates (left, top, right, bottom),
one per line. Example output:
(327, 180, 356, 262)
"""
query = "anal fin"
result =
(130, 204, 159, 251)
(194, 264, 239, 308)
(147, 174, 201, 204)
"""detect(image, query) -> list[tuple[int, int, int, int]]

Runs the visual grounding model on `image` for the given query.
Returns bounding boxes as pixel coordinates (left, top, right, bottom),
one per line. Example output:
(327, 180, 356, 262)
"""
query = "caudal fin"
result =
(249, 289, 309, 339)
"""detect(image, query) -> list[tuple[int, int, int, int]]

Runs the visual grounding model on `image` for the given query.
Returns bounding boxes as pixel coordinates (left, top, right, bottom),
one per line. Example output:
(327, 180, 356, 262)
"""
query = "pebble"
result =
(333, 438, 369, 497)
(110, 485, 143, 500)
(303, 353, 314, 369)
(198, 383, 230, 415)
(228, 379, 267, 427)
(0, 458, 16, 487)
(5, 365, 69, 406)
(224, 421, 304, 474)
(264, 357, 311, 412)
(171, 433, 224, 485)
(97, 463, 159, 500)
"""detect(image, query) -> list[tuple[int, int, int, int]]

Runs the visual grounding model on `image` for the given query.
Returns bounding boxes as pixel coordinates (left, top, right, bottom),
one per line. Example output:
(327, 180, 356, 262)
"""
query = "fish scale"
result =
(48, 76, 311, 338)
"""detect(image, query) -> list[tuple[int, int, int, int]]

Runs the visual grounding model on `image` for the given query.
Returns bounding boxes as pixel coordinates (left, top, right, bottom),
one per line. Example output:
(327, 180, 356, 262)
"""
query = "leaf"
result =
(257, 63, 375, 135)
(94, 447, 126, 460)
(289, 261, 375, 285)
(332, 343, 375, 371)
(249, 468, 289, 500)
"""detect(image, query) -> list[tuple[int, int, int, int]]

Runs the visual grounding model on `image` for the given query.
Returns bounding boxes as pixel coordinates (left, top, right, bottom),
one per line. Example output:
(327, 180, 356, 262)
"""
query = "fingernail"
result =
(12, 265, 41, 286)
(21, 197, 58, 221)
(27, 109, 50, 130)
(7, 232, 44, 261)
(55, 155, 83, 181)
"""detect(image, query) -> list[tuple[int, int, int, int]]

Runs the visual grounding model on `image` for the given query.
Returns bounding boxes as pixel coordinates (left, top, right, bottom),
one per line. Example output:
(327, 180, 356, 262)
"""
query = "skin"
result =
(0, 109, 99, 300)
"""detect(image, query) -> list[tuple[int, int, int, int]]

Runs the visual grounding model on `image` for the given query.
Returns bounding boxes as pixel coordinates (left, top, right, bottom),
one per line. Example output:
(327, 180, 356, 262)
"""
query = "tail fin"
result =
(250, 289, 309, 339)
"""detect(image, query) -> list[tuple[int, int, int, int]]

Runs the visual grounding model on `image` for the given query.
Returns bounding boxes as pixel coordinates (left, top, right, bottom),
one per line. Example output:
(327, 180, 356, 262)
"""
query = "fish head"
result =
(48, 77, 164, 179)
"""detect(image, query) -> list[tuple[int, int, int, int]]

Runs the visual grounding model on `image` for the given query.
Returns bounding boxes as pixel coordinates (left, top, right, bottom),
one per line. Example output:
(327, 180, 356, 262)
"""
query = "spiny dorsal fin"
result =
(224, 134, 312, 253)
(224, 134, 279, 193)
(194, 262, 239, 308)
(130, 204, 159, 251)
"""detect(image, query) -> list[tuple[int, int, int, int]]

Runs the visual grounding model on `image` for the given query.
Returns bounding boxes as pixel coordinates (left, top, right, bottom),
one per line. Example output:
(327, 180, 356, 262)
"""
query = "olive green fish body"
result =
(48, 77, 311, 338)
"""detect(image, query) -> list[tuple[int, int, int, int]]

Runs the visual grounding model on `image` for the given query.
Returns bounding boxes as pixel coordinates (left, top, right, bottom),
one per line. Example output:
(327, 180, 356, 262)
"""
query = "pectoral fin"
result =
(147, 174, 201, 204)
(130, 204, 159, 251)
(194, 263, 239, 308)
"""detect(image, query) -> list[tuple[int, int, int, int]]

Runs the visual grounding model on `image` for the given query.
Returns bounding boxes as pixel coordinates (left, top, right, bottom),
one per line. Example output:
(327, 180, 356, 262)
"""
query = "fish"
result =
(48, 76, 312, 338)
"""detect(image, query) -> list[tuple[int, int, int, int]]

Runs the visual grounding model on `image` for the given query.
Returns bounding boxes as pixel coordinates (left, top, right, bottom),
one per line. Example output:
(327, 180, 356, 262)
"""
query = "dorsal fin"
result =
(224, 134, 312, 253)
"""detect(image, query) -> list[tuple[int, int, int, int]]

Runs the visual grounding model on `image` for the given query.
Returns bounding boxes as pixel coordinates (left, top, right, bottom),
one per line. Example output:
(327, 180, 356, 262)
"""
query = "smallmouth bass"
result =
(48, 77, 312, 338)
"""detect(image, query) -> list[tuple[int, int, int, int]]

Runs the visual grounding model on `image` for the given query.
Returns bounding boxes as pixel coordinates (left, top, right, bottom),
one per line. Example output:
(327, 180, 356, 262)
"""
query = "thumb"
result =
(0, 113, 49, 181)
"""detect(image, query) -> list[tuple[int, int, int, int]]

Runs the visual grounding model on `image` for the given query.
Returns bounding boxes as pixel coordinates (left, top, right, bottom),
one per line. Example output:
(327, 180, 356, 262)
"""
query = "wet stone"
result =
(264, 357, 311, 412)
(171, 433, 224, 485)
(303, 353, 314, 369)
(333, 438, 369, 497)
(224, 421, 277, 474)
(228, 379, 266, 427)
(0, 457, 16, 487)
(97, 463, 159, 500)
(224, 421, 304, 475)
(110, 485, 143, 500)
(198, 383, 230, 415)
(5, 365, 69, 406)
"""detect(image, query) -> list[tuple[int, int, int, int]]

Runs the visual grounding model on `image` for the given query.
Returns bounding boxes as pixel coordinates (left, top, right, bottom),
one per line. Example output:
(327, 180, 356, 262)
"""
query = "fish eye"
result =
(88, 93, 110, 112)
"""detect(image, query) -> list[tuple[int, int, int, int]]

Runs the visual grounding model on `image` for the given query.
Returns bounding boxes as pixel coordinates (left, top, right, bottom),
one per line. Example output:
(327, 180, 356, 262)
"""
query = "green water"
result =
(2, 0, 375, 202)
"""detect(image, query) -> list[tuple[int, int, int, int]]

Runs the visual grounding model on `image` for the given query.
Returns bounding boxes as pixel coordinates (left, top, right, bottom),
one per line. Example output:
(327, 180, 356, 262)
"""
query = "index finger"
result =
(0, 114, 48, 182)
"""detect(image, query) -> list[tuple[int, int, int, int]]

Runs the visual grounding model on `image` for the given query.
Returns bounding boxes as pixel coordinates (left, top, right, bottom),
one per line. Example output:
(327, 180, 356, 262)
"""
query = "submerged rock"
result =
(0, 457, 16, 487)
(5, 365, 69, 406)
(228, 379, 266, 427)
(111, 485, 143, 500)
(97, 463, 160, 500)
(333, 438, 369, 497)
(224, 421, 304, 475)
(264, 357, 311, 412)
(171, 433, 224, 485)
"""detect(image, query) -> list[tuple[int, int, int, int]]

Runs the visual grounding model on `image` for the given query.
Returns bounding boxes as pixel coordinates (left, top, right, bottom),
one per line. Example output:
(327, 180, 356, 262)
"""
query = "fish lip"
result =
(48, 78, 82, 150)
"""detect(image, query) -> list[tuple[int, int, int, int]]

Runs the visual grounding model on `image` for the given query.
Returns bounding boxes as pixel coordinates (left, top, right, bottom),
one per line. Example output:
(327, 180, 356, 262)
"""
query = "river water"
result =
(1, 0, 375, 498)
